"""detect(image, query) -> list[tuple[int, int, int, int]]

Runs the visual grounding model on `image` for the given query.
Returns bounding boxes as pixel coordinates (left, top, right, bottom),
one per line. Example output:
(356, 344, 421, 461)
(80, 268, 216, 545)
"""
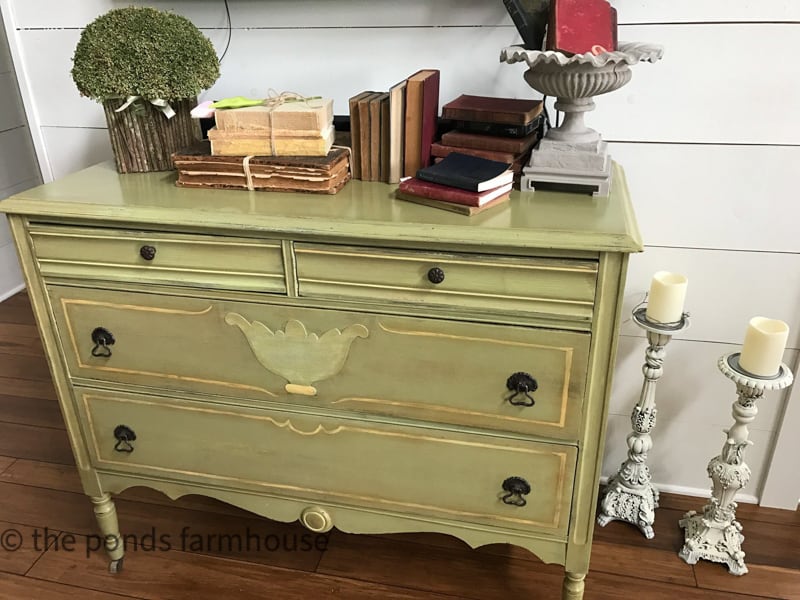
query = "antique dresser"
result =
(0, 162, 641, 599)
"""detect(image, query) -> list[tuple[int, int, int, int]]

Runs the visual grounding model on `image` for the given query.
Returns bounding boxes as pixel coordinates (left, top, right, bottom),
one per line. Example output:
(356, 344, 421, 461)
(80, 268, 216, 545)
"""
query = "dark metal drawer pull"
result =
(139, 245, 157, 261)
(90, 327, 115, 357)
(505, 372, 538, 407)
(501, 476, 531, 507)
(113, 425, 136, 453)
(427, 267, 445, 284)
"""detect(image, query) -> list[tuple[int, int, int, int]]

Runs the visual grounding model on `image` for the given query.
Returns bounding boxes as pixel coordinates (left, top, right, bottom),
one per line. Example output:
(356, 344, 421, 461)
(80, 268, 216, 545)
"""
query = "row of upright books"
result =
(349, 79, 544, 189)
(349, 69, 440, 183)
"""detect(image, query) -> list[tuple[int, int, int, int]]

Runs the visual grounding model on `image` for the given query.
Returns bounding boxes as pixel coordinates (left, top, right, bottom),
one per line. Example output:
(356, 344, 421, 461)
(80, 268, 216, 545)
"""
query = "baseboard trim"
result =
(599, 476, 758, 505)
(0, 282, 26, 302)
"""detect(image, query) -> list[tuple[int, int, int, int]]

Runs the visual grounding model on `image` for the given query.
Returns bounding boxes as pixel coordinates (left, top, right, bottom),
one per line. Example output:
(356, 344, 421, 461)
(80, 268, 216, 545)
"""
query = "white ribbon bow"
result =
(114, 96, 176, 119)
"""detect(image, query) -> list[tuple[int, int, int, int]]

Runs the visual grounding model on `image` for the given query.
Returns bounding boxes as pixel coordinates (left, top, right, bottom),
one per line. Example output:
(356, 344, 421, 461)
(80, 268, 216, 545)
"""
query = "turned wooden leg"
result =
(91, 493, 125, 573)
(562, 571, 586, 600)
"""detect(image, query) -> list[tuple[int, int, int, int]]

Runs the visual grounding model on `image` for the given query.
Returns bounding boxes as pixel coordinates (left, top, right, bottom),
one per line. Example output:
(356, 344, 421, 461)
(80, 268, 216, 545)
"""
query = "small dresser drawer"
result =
(77, 387, 577, 537)
(30, 224, 286, 293)
(294, 243, 598, 323)
(50, 286, 589, 440)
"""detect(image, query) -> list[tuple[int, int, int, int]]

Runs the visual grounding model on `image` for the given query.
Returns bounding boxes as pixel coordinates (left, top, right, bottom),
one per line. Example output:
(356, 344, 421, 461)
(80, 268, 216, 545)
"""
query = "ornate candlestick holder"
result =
(500, 42, 663, 196)
(597, 306, 689, 538)
(679, 353, 793, 575)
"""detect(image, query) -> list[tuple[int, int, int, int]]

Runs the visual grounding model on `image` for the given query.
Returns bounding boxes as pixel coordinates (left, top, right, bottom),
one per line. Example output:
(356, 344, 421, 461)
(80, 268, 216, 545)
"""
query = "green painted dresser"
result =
(0, 162, 641, 599)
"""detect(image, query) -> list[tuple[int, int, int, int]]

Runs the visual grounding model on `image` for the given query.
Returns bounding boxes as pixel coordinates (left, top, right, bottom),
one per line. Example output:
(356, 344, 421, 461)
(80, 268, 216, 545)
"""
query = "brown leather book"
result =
(440, 129, 539, 154)
(348, 91, 374, 180)
(358, 92, 381, 181)
(430, 143, 518, 165)
(171, 142, 351, 194)
(368, 92, 388, 182)
(442, 94, 543, 126)
(395, 190, 510, 216)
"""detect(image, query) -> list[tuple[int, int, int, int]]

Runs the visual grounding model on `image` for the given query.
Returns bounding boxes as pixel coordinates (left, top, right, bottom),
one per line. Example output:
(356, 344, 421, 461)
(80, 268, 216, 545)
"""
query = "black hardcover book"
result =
(454, 114, 543, 138)
(416, 152, 513, 192)
(502, 0, 551, 51)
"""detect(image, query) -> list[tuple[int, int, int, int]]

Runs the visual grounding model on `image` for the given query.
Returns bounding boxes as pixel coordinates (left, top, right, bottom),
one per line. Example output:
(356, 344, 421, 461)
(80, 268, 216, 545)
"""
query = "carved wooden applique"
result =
(225, 313, 369, 395)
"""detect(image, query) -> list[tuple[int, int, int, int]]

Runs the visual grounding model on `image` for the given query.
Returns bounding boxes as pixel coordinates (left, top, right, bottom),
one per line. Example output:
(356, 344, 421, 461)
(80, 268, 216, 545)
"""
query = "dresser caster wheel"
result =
(108, 558, 124, 574)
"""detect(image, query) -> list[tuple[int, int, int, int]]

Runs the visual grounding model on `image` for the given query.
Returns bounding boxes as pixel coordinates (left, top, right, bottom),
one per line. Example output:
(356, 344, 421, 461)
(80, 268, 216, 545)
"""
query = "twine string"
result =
(261, 89, 323, 156)
(242, 155, 255, 191)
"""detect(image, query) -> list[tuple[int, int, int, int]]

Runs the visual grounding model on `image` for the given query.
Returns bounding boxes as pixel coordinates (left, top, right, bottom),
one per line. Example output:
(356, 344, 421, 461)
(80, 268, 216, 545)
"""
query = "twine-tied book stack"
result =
(208, 93, 335, 157)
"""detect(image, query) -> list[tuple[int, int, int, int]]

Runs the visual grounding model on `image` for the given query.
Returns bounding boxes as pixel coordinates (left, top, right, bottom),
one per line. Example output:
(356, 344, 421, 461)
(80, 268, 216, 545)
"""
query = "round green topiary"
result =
(71, 6, 220, 102)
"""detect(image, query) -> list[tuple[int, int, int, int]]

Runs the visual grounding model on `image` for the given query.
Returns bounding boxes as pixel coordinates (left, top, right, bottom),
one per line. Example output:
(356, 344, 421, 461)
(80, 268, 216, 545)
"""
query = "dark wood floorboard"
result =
(0, 289, 797, 600)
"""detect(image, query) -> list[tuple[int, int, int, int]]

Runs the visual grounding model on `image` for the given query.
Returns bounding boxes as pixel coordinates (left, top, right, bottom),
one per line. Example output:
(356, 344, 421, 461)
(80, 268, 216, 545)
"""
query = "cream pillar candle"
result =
(739, 317, 790, 377)
(645, 271, 688, 324)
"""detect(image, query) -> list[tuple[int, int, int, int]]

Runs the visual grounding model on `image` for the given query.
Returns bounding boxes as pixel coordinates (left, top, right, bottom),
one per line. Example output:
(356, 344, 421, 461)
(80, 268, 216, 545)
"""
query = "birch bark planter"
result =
(103, 98, 201, 173)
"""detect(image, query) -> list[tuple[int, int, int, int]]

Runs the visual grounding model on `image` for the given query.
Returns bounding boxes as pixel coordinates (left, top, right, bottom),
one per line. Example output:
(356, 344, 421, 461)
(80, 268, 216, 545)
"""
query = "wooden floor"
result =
(0, 289, 797, 600)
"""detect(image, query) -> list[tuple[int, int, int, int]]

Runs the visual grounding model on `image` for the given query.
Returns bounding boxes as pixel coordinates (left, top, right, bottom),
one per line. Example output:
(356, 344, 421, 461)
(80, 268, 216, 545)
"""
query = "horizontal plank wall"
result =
(2, 0, 799, 503)
(0, 6, 40, 300)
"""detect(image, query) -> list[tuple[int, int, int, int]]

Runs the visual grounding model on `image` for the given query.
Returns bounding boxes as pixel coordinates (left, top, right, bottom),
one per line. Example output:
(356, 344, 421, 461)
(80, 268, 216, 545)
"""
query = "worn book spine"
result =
(207, 126, 334, 157)
(395, 190, 510, 215)
(441, 95, 542, 126)
(388, 79, 407, 184)
(431, 143, 518, 164)
(440, 129, 538, 154)
(358, 92, 380, 180)
(399, 177, 488, 207)
(453, 117, 541, 138)
(348, 91, 373, 179)
(369, 93, 388, 182)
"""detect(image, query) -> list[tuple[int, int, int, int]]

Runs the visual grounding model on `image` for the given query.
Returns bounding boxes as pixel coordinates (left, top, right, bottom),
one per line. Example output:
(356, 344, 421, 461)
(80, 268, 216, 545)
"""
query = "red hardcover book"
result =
(441, 129, 539, 154)
(441, 95, 542, 126)
(547, 0, 616, 55)
(398, 177, 512, 207)
(403, 69, 440, 177)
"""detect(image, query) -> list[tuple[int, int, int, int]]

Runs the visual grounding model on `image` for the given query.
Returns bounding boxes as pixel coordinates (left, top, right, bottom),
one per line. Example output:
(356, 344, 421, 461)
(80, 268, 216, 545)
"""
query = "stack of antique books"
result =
(171, 141, 350, 195)
(207, 98, 335, 157)
(395, 152, 513, 215)
(434, 95, 544, 177)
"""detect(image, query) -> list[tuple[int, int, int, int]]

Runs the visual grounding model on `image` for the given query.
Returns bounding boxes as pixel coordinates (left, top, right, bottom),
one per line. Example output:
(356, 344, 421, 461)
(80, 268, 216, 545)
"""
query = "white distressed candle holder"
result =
(597, 306, 690, 538)
(678, 353, 793, 575)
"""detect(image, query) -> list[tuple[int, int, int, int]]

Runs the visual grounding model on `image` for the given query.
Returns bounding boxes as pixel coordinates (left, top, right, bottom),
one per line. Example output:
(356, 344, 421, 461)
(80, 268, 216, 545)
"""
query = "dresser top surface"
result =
(1, 161, 642, 253)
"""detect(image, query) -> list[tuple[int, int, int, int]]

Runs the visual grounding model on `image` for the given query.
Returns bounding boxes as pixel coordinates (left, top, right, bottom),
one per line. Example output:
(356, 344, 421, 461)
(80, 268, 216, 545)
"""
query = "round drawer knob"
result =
(300, 507, 333, 533)
(501, 476, 531, 507)
(427, 267, 445, 284)
(139, 245, 157, 261)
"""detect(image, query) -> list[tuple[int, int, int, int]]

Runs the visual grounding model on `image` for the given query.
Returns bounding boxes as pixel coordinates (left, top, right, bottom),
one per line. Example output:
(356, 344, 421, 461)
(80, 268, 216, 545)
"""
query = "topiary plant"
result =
(71, 7, 220, 173)
(72, 6, 220, 102)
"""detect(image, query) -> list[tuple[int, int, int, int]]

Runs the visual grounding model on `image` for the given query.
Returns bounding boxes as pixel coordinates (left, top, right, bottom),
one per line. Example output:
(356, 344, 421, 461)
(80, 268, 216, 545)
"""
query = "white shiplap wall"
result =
(0, 7, 40, 300)
(1, 0, 798, 506)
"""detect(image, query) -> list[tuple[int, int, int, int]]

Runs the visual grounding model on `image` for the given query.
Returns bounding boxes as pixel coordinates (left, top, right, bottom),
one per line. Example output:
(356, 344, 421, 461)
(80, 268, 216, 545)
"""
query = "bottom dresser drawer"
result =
(76, 387, 576, 537)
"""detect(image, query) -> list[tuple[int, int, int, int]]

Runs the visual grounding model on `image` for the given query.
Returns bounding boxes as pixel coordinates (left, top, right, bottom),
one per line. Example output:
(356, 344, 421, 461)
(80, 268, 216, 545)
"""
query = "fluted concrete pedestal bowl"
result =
(501, 42, 663, 195)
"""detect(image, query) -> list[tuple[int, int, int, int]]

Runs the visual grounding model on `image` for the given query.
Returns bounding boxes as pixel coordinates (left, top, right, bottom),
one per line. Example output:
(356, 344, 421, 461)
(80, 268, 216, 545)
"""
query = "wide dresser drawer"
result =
(49, 286, 590, 440)
(30, 224, 287, 293)
(295, 243, 598, 323)
(76, 387, 577, 537)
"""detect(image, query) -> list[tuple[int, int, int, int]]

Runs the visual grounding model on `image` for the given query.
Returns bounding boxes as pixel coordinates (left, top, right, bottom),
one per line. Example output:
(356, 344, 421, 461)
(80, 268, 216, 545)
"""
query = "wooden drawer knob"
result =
(300, 507, 333, 533)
